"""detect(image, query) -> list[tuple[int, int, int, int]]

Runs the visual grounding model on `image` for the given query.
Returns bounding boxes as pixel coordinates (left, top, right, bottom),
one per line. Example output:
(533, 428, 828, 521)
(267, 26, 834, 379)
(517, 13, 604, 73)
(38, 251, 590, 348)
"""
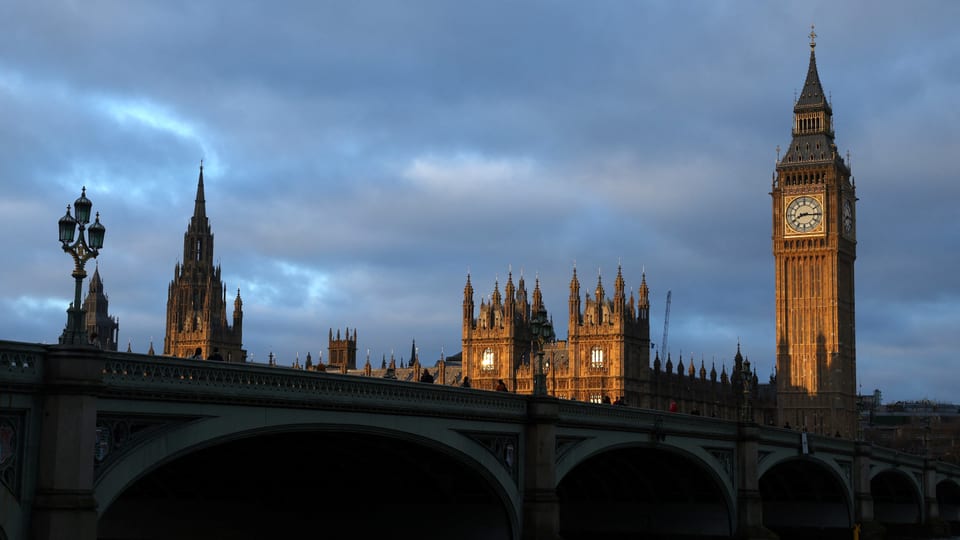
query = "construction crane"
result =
(661, 290, 672, 357)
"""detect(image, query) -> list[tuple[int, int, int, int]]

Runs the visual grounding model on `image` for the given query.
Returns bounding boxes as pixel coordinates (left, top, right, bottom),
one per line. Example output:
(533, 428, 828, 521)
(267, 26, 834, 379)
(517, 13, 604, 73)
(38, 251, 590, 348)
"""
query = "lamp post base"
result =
(59, 306, 88, 346)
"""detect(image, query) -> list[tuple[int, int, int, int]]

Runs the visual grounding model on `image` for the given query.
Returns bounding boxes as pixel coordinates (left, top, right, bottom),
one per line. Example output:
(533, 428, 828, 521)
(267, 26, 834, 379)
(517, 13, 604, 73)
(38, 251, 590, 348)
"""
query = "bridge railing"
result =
(556, 400, 741, 439)
(0, 340, 45, 387)
(97, 350, 529, 421)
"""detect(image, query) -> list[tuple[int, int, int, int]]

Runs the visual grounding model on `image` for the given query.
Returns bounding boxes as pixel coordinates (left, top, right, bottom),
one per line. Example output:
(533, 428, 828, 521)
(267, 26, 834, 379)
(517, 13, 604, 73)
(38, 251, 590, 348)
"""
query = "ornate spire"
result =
(532, 276, 544, 313)
(614, 264, 625, 297)
(568, 265, 581, 328)
(464, 272, 474, 298)
(796, 25, 828, 110)
(193, 161, 207, 221)
(595, 271, 604, 302)
(504, 271, 516, 317)
(638, 271, 650, 308)
(90, 263, 103, 292)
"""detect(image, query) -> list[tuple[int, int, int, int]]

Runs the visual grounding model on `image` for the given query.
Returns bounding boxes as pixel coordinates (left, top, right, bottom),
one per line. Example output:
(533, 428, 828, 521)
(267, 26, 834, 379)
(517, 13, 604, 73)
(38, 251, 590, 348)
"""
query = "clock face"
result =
(842, 199, 853, 234)
(785, 196, 823, 233)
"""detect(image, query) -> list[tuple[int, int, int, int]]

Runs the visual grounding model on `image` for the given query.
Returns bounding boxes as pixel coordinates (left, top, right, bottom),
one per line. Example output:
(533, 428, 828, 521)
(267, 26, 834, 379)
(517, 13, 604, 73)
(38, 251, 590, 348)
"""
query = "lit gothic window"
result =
(591, 346, 604, 368)
(590, 394, 603, 404)
(481, 348, 495, 371)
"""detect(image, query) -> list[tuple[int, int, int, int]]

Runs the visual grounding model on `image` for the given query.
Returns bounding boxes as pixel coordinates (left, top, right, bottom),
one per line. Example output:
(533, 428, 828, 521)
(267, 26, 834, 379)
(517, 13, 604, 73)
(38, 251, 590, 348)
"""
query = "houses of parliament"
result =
(83, 32, 858, 438)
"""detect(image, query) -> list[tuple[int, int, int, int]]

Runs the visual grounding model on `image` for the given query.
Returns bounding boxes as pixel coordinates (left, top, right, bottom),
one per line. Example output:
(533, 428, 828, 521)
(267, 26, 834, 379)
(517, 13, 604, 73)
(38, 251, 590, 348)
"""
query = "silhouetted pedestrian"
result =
(208, 347, 224, 361)
(191, 347, 203, 359)
(419, 368, 434, 383)
(495, 379, 508, 392)
(461, 376, 471, 388)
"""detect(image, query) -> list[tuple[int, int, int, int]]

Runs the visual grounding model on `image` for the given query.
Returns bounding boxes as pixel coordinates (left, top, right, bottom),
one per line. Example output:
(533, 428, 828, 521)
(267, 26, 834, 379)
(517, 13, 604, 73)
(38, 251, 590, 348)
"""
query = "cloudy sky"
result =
(1, 1, 957, 403)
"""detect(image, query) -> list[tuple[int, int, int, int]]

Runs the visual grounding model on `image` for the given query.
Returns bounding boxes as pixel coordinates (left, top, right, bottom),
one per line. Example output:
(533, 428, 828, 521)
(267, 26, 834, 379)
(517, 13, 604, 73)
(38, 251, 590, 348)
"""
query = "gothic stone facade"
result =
(461, 268, 762, 420)
(163, 166, 246, 362)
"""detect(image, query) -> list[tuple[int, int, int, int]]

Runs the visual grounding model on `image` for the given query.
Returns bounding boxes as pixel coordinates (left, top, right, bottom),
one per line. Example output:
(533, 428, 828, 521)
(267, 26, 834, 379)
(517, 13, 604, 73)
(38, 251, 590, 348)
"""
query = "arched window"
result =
(591, 347, 604, 368)
(481, 348, 495, 371)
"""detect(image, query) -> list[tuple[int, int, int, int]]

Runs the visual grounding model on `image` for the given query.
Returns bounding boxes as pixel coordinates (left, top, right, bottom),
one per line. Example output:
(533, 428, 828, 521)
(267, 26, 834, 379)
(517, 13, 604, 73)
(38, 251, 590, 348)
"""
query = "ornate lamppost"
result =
(530, 304, 554, 396)
(57, 187, 106, 346)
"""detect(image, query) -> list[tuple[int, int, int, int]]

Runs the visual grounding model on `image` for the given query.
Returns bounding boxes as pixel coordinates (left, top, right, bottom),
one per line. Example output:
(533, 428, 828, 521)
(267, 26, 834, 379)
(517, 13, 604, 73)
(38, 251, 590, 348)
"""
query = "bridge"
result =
(1, 340, 959, 540)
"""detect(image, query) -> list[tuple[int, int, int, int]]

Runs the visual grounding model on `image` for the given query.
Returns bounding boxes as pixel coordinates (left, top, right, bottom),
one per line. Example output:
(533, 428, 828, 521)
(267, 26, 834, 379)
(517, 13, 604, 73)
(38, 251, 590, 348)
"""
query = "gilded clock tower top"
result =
(778, 25, 847, 175)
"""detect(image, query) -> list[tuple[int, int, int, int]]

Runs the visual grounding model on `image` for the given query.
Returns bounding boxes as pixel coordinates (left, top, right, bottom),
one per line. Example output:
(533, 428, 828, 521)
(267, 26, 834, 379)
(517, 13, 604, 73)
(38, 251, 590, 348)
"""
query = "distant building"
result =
(162, 165, 246, 362)
(327, 327, 357, 371)
(859, 393, 960, 464)
(83, 264, 119, 351)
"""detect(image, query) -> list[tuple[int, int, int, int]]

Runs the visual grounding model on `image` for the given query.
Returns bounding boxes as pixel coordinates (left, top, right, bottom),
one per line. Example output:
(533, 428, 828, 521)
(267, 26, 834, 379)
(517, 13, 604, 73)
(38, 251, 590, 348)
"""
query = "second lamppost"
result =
(530, 305, 554, 396)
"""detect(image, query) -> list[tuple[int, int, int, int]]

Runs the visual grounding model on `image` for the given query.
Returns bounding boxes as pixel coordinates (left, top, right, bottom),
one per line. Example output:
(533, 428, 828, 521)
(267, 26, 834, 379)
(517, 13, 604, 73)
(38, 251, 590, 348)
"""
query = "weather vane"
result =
(809, 24, 817, 49)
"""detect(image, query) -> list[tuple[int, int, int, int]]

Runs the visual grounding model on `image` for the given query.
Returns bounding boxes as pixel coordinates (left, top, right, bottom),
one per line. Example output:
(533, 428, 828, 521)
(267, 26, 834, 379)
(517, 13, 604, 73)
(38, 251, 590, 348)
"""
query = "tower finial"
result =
(809, 24, 817, 50)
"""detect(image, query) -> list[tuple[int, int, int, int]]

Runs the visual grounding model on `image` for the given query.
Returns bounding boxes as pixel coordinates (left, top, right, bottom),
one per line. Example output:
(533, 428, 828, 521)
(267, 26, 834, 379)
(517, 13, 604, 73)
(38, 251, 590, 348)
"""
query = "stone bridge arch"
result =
(869, 466, 923, 526)
(95, 405, 521, 539)
(555, 435, 736, 538)
(759, 455, 853, 535)
(938, 478, 960, 524)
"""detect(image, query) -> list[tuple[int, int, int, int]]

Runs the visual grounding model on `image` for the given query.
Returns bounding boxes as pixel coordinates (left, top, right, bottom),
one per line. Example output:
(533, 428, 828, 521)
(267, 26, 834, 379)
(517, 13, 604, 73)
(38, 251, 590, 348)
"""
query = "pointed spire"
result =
(90, 263, 103, 292)
(569, 266, 580, 294)
(532, 276, 544, 313)
(638, 271, 650, 308)
(796, 25, 829, 111)
(464, 272, 474, 298)
(148, 340, 155, 355)
(193, 161, 207, 220)
(504, 270, 516, 317)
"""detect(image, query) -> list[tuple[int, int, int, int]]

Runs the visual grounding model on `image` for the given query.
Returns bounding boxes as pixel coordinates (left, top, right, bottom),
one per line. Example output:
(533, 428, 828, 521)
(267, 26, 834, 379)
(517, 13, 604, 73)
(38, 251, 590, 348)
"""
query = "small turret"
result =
(569, 266, 581, 328)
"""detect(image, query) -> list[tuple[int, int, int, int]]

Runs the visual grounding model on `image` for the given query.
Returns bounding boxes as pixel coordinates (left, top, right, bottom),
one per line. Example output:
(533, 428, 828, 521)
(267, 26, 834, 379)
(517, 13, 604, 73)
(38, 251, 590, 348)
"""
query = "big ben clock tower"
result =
(773, 28, 857, 437)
